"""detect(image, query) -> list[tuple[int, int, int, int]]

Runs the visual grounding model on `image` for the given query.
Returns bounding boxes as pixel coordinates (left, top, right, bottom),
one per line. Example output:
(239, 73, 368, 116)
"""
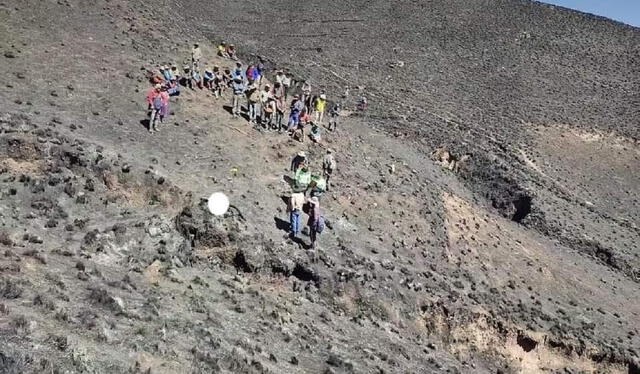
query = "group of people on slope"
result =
(143, 41, 346, 250)
(287, 149, 336, 249)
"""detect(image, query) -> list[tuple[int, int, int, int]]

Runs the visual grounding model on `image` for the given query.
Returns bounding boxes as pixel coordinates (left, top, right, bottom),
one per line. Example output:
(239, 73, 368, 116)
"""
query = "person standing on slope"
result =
(314, 94, 327, 123)
(322, 149, 336, 191)
(191, 43, 202, 69)
(307, 197, 322, 249)
(289, 191, 305, 239)
(231, 75, 246, 118)
(146, 83, 163, 133)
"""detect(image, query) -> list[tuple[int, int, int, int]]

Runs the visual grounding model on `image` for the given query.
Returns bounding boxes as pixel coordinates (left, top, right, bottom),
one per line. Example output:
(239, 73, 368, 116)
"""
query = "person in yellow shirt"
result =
(314, 94, 327, 123)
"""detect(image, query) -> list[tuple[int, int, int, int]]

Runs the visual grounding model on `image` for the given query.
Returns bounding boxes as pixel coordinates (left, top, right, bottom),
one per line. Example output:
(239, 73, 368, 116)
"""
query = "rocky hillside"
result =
(0, 0, 638, 373)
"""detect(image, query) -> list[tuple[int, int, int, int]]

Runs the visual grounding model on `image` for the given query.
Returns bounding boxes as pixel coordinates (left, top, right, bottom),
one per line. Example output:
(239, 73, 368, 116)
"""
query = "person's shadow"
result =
(222, 105, 251, 122)
(273, 216, 309, 249)
(139, 119, 150, 131)
(274, 216, 290, 232)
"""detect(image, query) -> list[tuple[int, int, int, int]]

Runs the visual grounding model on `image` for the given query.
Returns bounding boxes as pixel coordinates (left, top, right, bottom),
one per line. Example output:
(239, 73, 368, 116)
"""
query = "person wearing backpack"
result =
(322, 149, 336, 191)
(307, 197, 323, 249)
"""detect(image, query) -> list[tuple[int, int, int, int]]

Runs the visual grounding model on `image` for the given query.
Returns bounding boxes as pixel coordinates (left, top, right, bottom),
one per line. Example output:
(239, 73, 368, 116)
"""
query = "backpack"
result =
(316, 216, 325, 233)
(153, 95, 163, 110)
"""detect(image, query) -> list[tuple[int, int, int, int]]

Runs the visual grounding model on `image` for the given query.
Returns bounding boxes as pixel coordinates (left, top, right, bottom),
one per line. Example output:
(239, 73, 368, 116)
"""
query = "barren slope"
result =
(0, 0, 639, 373)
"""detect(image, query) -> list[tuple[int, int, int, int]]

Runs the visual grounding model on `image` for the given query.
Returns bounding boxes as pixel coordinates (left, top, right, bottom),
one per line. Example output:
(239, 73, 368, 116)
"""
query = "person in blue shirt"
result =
(231, 76, 246, 118)
(203, 68, 214, 90)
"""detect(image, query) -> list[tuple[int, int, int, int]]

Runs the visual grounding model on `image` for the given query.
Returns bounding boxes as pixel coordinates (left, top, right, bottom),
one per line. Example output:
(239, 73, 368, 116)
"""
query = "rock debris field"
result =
(0, 0, 639, 373)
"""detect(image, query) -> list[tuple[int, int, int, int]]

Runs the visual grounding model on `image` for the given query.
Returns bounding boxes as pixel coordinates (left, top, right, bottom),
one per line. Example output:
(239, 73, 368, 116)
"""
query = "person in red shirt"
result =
(146, 84, 164, 133)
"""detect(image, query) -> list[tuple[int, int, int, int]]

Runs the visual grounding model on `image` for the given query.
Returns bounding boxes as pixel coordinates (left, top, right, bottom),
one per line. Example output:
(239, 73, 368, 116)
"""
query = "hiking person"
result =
(294, 109, 311, 142)
(290, 151, 306, 174)
(170, 64, 181, 82)
(314, 94, 327, 123)
(246, 64, 257, 83)
(275, 94, 286, 133)
(227, 44, 237, 60)
(231, 75, 246, 118)
(328, 103, 341, 132)
(275, 70, 285, 86)
(264, 96, 277, 130)
(246, 81, 260, 124)
(288, 95, 303, 134)
(307, 197, 321, 249)
(212, 66, 224, 97)
(282, 72, 292, 100)
(232, 63, 245, 82)
(322, 149, 336, 191)
(191, 43, 202, 69)
(259, 85, 272, 128)
(157, 86, 170, 129)
(217, 42, 229, 58)
(203, 68, 214, 90)
(191, 69, 203, 89)
(146, 84, 164, 133)
(301, 80, 312, 109)
(310, 122, 321, 143)
(289, 191, 305, 239)
(167, 79, 181, 96)
(223, 68, 233, 87)
(182, 65, 192, 89)
(307, 174, 327, 198)
(256, 61, 265, 85)
(273, 82, 284, 100)
(161, 65, 173, 81)
(357, 95, 368, 111)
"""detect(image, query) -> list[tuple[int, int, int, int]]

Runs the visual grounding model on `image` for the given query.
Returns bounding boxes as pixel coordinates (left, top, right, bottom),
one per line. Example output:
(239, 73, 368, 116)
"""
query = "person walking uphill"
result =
(289, 191, 305, 239)
(231, 76, 246, 118)
(323, 149, 336, 191)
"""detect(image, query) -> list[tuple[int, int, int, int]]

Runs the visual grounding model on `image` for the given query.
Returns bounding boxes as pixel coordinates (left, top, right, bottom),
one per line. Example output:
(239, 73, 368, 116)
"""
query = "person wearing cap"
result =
(307, 196, 321, 249)
(328, 102, 341, 132)
(314, 93, 327, 123)
(323, 149, 336, 191)
(203, 68, 214, 90)
(259, 84, 272, 128)
(288, 191, 305, 239)
(212, 66, 224, 98)
(191, 43, 202, 69)
(290, 151, 306, 174)
(231, 75, 246, 118)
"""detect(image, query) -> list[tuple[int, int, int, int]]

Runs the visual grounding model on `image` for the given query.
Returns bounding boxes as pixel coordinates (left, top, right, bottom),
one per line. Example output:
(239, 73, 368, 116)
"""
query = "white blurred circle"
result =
(207, 192, 230, 216)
